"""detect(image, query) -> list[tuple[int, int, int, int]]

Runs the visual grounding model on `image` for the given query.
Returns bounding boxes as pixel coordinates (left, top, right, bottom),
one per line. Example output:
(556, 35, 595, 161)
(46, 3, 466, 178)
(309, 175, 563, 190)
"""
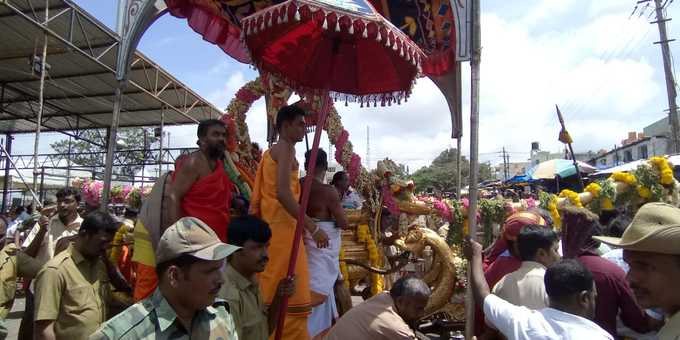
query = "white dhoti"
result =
(304, 220, 341, 338)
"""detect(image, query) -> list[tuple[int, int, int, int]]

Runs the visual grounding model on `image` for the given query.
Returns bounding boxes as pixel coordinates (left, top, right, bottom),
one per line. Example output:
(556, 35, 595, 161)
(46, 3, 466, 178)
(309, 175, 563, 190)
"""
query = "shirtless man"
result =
(302, 148, 348, 338)
(168, 119, 234, 241)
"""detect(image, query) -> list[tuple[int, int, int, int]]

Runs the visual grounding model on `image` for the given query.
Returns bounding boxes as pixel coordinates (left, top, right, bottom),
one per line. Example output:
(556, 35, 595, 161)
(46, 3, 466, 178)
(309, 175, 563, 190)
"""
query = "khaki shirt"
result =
(90, 288, 239, 340)
(0, 244, 17, 319)
(492, 261, 549, 310)
(22, 214, 82, 264)
(325, 292, 416, 340)
(220, 264, 268, 340)
(34, 244, 110, 339)
(659, 312, 680, 340)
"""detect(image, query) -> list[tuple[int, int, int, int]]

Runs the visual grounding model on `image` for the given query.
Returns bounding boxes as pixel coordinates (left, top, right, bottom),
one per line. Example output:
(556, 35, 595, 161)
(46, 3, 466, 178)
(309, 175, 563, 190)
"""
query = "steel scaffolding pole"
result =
(32, 0, 49, 203)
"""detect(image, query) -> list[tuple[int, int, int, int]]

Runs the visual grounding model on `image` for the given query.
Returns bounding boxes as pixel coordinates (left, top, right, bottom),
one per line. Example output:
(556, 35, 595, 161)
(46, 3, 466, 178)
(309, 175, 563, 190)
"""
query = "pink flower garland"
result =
(348, 154, 362, 186)
(334, 130, 349, 162)
(235, 87, 259, 104)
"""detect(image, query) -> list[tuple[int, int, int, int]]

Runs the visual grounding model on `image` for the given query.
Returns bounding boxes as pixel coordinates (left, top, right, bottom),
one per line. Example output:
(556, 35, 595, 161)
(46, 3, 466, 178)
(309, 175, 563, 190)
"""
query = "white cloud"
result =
(170, 0, 674, 175)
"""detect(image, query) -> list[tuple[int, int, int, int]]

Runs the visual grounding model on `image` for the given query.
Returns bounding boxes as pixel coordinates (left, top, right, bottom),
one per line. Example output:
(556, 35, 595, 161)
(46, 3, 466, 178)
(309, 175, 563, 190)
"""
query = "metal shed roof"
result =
(0, 0, 221, 134)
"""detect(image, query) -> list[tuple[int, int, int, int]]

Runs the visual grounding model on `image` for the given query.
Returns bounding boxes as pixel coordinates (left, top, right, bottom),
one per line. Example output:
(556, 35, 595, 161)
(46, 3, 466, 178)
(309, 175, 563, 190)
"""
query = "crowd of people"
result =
(0, 104, 677, 340)
(466, 203, 680, 340)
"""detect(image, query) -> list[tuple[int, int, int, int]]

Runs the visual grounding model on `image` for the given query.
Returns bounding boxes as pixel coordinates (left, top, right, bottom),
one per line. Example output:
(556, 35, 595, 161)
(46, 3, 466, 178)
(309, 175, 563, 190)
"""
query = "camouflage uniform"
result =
(90, 288, 239, 340)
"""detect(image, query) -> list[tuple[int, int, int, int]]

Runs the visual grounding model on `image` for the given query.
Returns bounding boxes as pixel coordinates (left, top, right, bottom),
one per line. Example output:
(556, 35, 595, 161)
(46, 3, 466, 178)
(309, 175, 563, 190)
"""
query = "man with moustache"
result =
(168, 119, 234, 242)
(33, 211, 121, 340)
(220, 216, 295, 340)
(90, 217, 240, 339)
(595, 202, 680, 340)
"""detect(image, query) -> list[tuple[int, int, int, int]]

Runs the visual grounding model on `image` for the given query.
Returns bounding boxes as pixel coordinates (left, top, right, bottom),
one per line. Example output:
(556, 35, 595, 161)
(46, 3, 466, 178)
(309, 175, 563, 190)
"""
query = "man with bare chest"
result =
(168, 119, 234, 242)
(302, 148, 348, 339)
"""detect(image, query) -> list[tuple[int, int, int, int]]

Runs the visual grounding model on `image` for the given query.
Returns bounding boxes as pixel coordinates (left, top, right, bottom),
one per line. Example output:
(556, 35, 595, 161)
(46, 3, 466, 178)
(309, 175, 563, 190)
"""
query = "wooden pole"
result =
(555, 105, 585, 191)
(465, 0, 481, 338)
(652, 0, 680, 153)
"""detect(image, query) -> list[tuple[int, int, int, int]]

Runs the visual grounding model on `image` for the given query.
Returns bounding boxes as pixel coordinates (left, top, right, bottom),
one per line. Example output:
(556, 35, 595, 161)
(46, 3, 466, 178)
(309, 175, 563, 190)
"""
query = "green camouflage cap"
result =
(156, 217, 240, 264)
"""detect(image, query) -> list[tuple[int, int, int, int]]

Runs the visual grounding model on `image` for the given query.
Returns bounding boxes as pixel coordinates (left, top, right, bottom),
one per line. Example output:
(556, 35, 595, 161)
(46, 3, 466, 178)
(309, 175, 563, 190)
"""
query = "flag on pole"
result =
(556, 105, 573, 144)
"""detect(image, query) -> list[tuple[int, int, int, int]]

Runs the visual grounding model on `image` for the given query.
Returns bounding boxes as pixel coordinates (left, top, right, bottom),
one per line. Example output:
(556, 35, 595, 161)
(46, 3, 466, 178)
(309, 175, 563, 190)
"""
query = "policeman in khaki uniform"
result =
(0, 243, 18, 340)
(90, 217, 241, 340)
(33, 211, 122, 340)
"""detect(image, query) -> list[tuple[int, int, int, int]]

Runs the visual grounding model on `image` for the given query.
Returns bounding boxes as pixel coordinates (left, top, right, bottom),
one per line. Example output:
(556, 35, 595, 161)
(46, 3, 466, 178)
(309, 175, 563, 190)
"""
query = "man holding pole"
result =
(250, 105, 329, 339)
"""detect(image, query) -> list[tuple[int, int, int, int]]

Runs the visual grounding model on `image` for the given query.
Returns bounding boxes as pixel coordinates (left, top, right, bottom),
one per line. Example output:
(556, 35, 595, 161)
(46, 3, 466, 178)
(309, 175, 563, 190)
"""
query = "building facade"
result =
(588, 136, 670, 169)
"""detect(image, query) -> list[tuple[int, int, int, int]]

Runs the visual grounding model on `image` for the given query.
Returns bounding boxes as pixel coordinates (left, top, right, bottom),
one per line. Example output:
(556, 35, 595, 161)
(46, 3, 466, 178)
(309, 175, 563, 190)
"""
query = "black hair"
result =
(155, 254, 201, 278)
(544, 259, 594, 300)
(26, 205, 34, 214)
(275, 105, 305, 132)
(124, 208, 138, 219)
(331, 171, 348, 185)
(606, 213, 632, 238)
(390, 275, 431, 298)
(56, 187, 81, 203)
(197, 119, 226, 138)
(14, 206, 24, 214)
(78, 210, 119, 236)
(304, 148, 328, 172)
(227, 215, 272, 247)
(517, 224, 559, 261)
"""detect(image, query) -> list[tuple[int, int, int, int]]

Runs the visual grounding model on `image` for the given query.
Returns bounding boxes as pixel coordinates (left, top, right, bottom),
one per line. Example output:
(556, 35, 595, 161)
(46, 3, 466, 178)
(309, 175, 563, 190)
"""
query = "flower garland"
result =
(357, 224, 384, 295)
(559, 189, 583, 208)
(72, 178, 149, 208)
(339, 248, 350, 288)
(323, 101, 376, 211)
(539, 191, 561, 230)
(225, 77, 378, 212)
(650, 156, 675, 185)
(610, 172, 637, 187)
(479, 199, 506, 247)
(445, 199, 465, 246)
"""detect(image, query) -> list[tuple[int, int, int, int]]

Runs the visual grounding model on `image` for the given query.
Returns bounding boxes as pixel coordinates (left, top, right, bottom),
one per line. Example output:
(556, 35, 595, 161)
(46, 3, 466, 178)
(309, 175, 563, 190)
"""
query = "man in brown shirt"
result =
(33, 211, 121, 340)
(325, 276, 430, 340)
(220, 215, 294, 340)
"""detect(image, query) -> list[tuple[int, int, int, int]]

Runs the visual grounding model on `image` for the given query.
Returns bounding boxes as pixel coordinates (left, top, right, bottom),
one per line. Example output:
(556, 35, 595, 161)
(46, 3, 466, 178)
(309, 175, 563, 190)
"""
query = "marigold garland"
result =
(339, 248, 350, 289)
(357, 224, 384, 295)
(559, 189, 583, 208)
(650, 156, 675, 186)
(610, 172, 637, 187)
(584, 183, 601, 198)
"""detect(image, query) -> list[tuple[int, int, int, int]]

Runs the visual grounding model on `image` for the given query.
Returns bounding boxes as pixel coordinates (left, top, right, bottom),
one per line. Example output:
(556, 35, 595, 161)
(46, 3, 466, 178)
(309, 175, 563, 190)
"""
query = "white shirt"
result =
(483, 294, 613, 340)
(493, 261, 549, 310)
(22, 214, 83, 264)
(341, 188, 363, 209)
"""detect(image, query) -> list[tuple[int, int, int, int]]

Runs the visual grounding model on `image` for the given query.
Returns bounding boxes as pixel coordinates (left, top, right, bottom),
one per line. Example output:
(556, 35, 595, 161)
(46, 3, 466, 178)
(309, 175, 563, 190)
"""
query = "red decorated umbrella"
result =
(239, 1, 424, 338)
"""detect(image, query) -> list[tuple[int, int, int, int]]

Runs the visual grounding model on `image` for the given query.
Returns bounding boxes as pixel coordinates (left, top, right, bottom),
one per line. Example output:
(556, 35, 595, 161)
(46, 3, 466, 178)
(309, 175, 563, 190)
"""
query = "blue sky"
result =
(14, 0, 680, 174)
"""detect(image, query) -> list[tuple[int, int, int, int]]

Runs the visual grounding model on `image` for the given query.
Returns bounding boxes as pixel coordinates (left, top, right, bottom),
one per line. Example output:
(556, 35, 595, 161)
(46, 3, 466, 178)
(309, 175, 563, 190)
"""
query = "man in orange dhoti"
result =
(133, 121, 233, 301)
(250, 105, 330, 340)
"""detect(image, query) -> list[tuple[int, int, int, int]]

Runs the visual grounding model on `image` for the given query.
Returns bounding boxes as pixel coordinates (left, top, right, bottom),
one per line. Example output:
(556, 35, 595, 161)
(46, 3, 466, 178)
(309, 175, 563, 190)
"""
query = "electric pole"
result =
(649, 0, 680, 153)
(501, 147, 509, 180)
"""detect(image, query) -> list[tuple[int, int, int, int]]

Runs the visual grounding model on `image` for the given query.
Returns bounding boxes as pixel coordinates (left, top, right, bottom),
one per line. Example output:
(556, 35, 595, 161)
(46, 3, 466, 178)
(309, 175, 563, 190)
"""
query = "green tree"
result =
(411, 148, 493, 193)
(50, 127, 159, 179)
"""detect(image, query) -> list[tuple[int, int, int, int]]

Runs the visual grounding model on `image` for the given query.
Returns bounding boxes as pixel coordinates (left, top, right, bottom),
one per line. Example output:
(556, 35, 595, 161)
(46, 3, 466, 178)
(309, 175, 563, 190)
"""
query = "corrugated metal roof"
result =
(0, 0, 221, 134)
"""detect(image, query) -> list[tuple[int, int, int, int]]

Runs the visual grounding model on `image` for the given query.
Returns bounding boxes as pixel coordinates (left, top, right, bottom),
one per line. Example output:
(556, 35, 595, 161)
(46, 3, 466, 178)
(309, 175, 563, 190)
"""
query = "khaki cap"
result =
(594, 202, 680, 255)
(156, 217, 240, 264)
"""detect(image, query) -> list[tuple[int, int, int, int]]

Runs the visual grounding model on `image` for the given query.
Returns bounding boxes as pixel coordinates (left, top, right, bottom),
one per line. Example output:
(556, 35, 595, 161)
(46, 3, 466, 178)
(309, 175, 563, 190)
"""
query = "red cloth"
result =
(173, 160, 233, 242)
(577, 254, 650, 337)
(484, 211, 546, 266)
